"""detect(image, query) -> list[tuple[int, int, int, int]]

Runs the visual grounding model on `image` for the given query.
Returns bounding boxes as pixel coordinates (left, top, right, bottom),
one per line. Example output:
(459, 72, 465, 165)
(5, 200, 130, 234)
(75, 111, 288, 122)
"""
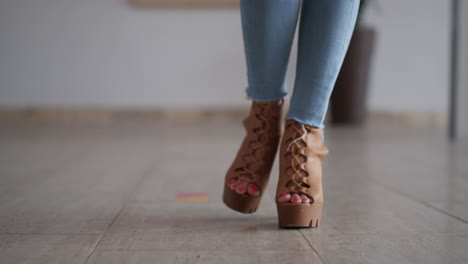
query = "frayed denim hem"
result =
(283, 115, 326, 142)
(244, 87, 288, 102)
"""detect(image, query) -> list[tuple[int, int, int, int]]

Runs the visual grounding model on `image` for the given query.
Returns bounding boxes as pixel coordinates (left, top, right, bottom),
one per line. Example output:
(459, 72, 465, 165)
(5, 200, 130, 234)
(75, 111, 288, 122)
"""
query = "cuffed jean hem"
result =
(284, 108, 326, 129)
(245, 87, 288, 102)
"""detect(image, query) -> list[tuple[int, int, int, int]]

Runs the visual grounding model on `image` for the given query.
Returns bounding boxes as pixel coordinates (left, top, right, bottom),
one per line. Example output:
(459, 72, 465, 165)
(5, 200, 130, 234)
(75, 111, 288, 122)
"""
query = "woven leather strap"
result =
(276, 119, 329, 203)
(225, 99, 283, 190)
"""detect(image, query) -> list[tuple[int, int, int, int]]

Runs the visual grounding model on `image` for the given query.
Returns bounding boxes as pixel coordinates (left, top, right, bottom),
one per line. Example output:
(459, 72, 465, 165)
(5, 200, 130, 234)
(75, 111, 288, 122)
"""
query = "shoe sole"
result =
(276, 203, 322, 228)
(222, 184, 262, 214)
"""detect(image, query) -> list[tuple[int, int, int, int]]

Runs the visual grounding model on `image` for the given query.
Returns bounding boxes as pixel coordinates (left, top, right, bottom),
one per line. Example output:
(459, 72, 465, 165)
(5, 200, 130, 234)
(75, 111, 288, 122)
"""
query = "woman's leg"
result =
(241, 0, 301, 101)
(233, 0, 301, 193)
(224, 0, 302, 206)
(278, 0, 360, 205)
(284, 0, 360, 129)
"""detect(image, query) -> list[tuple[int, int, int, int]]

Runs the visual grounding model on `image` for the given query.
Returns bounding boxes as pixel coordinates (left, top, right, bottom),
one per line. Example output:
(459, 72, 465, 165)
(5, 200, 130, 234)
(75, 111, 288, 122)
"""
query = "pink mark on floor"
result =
(176, 192, 208, 203)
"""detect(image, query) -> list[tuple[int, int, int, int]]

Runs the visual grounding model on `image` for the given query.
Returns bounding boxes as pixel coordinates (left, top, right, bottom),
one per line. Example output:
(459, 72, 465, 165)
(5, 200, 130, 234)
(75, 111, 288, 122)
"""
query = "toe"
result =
(247, 184, 260, 197)
(230, 179, 241, 190)
(291, 194, 301, 204)
(227, 178, 236, 188)
(277, 193, 291, 203)
(235, 181, 248, 194)
(300, 194, 310, 204)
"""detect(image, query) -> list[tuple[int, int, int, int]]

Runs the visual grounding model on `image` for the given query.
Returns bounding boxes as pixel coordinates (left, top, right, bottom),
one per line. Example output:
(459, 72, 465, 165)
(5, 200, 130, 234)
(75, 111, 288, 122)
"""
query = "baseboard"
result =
(0, 107, 447, 127)
(367, 111, 447, 127)
(0, 107, 247, 123)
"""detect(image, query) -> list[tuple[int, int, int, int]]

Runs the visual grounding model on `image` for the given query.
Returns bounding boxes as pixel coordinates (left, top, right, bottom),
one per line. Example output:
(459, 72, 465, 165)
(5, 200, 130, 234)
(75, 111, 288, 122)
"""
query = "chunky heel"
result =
(276, 203, 322, 228)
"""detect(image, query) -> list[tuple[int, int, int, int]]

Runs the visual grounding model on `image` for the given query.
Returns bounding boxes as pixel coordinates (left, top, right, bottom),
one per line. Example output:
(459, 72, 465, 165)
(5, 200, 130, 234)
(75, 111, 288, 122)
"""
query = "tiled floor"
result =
(0, 118, 467, 264)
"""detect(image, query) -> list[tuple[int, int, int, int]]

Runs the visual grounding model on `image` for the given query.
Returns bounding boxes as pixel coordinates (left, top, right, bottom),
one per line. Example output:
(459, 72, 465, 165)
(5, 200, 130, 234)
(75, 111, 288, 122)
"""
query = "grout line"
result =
(0, 232, 102, 235)
(421, 202, 468, 224)
(80, 248, 328, 253)
(81, 204, 126, 264)
(372, 180, 468, 225)
(298, 229, 327, 264)
(81, 163, 159, 264)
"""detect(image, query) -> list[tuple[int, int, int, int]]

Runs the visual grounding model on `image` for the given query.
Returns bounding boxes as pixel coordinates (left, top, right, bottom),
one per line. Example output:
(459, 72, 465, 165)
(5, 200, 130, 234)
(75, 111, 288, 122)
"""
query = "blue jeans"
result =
(241, 0, 360, 128)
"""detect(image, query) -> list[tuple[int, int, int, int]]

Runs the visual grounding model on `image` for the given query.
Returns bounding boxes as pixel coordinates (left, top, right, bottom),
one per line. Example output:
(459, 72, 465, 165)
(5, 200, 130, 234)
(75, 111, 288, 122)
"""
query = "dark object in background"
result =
(331, 27, 376, 125)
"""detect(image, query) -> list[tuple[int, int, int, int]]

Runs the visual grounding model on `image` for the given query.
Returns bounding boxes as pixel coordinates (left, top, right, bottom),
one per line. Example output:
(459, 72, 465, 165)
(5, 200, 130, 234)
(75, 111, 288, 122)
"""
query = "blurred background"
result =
(0, 1, 468, 263)
(0, 0, 466, 134)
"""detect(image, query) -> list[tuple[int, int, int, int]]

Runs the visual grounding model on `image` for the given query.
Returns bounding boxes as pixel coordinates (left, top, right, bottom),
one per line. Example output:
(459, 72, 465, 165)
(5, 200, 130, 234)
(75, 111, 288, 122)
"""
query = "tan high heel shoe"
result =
(275, 119, 329, 227)
(223, 99, 284, 214)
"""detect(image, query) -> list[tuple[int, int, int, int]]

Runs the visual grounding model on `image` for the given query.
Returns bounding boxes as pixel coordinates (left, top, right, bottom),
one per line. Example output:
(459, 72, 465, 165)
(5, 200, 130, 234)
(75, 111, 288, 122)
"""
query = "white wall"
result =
(0, 0, 247, 108)
(0, 0, 450, 115)
(363, 0, 450, 114)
